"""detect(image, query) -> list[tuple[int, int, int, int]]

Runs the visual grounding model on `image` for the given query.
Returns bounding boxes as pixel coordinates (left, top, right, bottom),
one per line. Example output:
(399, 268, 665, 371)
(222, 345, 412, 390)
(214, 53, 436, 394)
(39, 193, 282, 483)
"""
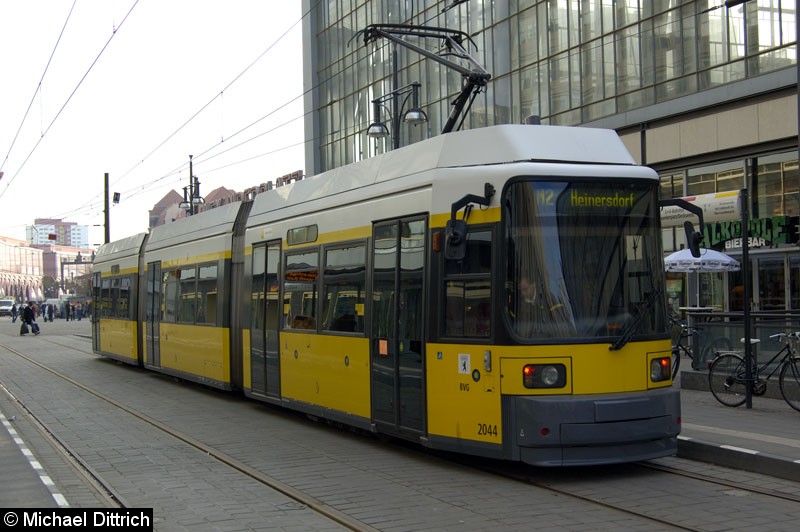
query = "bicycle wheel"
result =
(708, 353, 747, 407)
(778, 356, 800, 413)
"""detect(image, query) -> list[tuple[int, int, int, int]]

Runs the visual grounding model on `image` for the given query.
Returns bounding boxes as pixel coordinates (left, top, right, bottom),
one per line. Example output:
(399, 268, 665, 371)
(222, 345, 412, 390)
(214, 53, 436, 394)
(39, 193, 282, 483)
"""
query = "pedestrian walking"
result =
(21, 304, 39, 335)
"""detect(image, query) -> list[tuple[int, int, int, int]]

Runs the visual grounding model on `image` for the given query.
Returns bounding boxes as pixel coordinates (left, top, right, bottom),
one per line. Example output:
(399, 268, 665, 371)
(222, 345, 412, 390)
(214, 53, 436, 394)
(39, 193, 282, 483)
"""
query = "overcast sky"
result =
(0, 1, 305, 245)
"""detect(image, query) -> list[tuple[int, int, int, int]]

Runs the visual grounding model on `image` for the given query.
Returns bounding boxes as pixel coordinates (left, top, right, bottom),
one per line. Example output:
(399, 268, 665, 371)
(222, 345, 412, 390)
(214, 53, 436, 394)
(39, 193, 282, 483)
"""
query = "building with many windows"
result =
(0, 236, 43, 302)
(0, 235, 94, 303)
(27, 218, 89, 248)
(301, 0, 798, 312)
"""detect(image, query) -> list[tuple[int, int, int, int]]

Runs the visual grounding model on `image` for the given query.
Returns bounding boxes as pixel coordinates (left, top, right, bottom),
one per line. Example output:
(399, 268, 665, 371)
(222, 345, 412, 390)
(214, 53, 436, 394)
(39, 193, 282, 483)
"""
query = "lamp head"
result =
(403, 82, 428, 125)
(367, 122, 390, 139)
(403, 108, 428, 125)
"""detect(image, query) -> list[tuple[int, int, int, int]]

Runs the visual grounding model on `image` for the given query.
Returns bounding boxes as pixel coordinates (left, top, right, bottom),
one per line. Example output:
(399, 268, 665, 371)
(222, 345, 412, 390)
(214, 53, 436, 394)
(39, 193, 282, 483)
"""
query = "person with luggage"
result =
(20, 303, 39, 336)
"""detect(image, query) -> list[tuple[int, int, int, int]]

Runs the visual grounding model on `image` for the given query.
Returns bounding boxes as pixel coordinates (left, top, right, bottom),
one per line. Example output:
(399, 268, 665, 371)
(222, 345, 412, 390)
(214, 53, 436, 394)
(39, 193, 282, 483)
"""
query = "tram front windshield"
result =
(504, 179, 666, 341)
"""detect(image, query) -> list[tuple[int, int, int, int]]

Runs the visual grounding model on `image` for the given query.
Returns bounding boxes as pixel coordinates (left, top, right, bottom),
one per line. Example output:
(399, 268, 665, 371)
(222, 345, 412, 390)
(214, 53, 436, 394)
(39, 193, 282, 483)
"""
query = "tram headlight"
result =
(650, 357, 671, 382)
(522, 364, 567, 389)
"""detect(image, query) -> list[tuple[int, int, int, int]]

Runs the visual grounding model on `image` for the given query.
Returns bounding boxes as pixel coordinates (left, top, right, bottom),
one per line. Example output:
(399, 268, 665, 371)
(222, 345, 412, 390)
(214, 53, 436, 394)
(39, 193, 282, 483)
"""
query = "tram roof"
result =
(431, 124, 635, 168)
(251, 124, 638, 214)
(94, 232, 147, 263)
(321, 124, 636, 185)
(145, 201, 243, 251)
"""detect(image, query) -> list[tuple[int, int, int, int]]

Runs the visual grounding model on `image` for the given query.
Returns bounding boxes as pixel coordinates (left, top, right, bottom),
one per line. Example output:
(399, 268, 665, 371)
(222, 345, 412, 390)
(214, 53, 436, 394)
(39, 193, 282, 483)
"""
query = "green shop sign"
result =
(703, 215, 799, 249)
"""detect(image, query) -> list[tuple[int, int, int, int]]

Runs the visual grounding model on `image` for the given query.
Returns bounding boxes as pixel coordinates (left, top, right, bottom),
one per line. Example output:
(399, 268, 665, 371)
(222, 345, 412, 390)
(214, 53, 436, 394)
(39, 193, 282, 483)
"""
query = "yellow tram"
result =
(93, 125, 679, 466)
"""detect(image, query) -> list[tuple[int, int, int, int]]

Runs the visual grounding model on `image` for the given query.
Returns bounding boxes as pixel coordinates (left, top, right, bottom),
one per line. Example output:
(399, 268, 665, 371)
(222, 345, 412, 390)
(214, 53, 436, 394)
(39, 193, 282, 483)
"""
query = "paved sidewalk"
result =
(678, 368, 800, 482)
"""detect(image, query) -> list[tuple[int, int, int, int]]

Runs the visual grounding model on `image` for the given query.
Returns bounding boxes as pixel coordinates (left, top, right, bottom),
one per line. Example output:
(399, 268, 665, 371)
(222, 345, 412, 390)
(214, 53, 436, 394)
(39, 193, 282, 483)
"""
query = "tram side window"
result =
(92, 274, 101, 315)
(322, 244, 366, 333)
(283, 251, 318, 330)
(172, 263, 219, 325)
(110, 278, 120, 317)
(100, 278, 112, 317)
(197, 264, 218, 324)
(443, 230, 492, 337)
(161, 269, 178, 323)
(251, 246, 266, 330)
(114, 277, 133, 320)
(178, 267, 197, 323)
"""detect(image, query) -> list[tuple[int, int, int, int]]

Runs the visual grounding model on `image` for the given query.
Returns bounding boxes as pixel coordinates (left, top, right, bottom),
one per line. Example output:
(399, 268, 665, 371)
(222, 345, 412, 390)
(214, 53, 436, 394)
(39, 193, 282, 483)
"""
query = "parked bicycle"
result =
(707, 332, 800, 412)
(670, 316, 733, 380)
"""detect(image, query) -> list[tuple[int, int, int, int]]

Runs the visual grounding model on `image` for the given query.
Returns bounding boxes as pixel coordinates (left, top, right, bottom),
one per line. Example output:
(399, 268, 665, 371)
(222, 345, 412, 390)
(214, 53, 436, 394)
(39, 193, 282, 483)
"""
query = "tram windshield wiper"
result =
(609, 288, 662, 351)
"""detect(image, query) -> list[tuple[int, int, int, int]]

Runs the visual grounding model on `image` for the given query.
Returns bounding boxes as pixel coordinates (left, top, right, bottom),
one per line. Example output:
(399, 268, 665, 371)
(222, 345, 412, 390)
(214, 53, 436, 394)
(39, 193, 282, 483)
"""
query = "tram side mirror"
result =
(684, 221, 703, 258)
(445, 219, 467, 261)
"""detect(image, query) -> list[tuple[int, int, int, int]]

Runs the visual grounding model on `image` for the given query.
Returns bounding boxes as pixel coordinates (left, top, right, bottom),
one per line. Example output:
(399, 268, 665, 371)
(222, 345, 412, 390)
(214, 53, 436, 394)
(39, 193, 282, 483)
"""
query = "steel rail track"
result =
(636, 460, 800, 504)
(0, 380, 125, 508)
(435, 441, 800, 530)
(7, 335, 799, 531)
(1, 341, 378, 532)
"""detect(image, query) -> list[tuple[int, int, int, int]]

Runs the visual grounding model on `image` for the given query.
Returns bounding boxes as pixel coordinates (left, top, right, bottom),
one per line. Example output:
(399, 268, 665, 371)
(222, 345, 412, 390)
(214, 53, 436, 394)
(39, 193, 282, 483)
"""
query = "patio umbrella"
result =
(664, 248, 740, 273)
(664, 248, 740, 307)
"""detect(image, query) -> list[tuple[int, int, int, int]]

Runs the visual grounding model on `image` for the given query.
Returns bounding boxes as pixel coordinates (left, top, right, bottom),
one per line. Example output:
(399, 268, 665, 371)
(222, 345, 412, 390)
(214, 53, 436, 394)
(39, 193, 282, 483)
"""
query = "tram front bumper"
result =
(512, 387, 681, 466)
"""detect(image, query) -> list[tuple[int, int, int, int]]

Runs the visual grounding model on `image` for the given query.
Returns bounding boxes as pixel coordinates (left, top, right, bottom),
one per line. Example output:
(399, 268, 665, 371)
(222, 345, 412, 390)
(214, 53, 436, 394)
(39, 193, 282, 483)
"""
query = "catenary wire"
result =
(28, 1, 742, 228)
(47, 0, 322, 226)
(109, 0, 321, 190)
(0, 0, 140, 200)
(0, 0, 78, 175)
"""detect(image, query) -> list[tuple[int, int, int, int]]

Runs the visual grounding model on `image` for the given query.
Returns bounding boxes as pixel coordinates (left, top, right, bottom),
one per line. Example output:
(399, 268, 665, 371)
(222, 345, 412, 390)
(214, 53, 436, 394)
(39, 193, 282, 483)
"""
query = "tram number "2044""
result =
(477, 423, 498, 437)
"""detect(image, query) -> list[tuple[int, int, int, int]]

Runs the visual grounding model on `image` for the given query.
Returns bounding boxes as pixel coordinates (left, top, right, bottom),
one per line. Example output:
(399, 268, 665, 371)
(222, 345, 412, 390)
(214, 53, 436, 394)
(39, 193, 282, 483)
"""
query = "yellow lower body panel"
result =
(281, 332, 370, 419)
(98, 318, 138, 364)
(426, 339, 673, 446)
(157, 323, 231, 385)
(426, 345, 503, 445)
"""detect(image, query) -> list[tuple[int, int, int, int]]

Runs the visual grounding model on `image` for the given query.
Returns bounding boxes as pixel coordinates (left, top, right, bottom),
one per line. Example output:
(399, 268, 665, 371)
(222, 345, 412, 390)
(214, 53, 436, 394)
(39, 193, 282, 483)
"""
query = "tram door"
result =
(145, 262, 161, 367)
(370, 217, 426, 435)
(91, 272, 101, 353)
(250, 241, 281, 398)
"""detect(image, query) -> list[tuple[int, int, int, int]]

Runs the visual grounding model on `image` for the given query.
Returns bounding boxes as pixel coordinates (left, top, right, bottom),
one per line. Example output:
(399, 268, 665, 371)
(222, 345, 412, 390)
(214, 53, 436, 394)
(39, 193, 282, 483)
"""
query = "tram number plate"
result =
(477, 423, 498, 437)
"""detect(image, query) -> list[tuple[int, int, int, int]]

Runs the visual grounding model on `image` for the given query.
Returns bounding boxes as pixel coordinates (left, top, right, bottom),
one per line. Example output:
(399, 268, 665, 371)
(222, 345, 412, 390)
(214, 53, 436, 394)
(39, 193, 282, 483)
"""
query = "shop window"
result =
(791, 257, 800, 310)
(660, 172, 684, 199)
(687, 161, 744, 196)
(758, 257, 786, 311)
(757, 153, 799, 217)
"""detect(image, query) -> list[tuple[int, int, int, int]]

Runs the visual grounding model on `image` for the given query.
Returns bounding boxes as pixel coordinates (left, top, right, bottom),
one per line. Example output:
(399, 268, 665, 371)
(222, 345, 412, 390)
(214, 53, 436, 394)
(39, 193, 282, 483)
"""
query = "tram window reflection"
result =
(283, 250, 319, 331)
(443, 229, 492, 338)
(322, 244, 366, 334)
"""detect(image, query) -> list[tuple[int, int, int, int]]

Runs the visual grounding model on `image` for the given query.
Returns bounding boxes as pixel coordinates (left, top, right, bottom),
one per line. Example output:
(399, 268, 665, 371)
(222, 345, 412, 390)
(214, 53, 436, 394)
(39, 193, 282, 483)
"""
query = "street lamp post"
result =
(60, 253, 83, 296)
(179, 155, 205, 216)
(367, 82, 428, 149)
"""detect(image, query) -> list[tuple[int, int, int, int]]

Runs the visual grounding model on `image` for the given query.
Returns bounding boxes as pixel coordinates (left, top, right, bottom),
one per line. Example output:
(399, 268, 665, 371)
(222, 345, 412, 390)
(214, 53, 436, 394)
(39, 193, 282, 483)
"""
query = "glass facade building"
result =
(301, 0, 798, 312)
